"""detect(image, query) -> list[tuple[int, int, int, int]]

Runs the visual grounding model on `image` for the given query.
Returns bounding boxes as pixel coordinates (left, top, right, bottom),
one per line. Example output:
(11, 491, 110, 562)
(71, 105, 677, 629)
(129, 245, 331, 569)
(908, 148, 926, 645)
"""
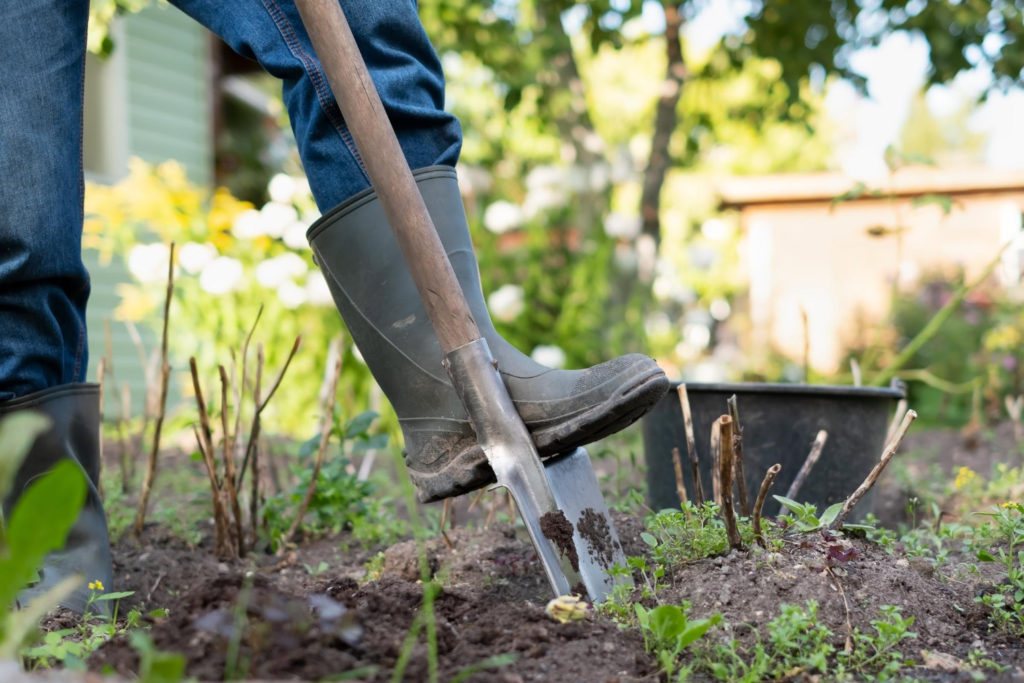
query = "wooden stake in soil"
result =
(753, 464, 782, 548)
(784, 429, 828, 501)
(726, 395, 751, 517)
(676, 384, 705, 505)
(709, 417, 724, 506)
(134, 243, 175, 537)
(718, 416, 743, 549)
(190, 358, 235, 557)
(279, 354, 343, 552)
(671, 447, 689, 506)
(830, 409, 917, 530)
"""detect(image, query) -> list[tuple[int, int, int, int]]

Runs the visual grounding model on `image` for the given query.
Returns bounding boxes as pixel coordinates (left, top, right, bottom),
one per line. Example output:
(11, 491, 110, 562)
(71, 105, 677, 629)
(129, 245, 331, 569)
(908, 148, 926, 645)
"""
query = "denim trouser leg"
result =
(0, 0, 460, 396)
(0, 1, 91, 400)
(170, 0, 463, 210)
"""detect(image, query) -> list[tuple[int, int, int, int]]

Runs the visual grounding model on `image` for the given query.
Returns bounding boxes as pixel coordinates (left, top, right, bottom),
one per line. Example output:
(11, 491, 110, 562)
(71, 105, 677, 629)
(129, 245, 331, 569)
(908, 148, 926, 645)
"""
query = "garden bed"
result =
(34, 425, 1024, 680)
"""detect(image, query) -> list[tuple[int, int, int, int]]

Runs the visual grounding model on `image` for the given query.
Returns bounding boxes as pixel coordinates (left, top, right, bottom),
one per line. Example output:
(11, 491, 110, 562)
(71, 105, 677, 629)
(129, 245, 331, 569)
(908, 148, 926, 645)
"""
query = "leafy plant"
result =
(836, 605, 917, 680)
(641, 502, 760, 566)
(773, 496, 874, 533)
(634, 602, 720, 681)
(263, 411, 386, 549)
(974, 502, 1024, 635)
(0, 413, 87, 661)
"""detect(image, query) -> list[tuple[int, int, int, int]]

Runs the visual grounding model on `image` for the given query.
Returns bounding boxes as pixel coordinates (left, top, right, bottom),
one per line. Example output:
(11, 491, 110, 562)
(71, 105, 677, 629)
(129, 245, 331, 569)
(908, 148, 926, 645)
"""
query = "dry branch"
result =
(279, 354, 343, 551)
(190, 359, 235, 557)
(886, 398, 908, 444)
(726, 395, 751, 517)
(676, 384, 705, 505)
(831, 410, 917, 530)
(753, 464, 782, 547)
(718, 416, 742, 549)
(785, 429, 828, 501)
(134, 243, 175, 537)
(671, 447, 688, 506)
(1006, 395, 1023, 443)
(709, 417, 724, 506)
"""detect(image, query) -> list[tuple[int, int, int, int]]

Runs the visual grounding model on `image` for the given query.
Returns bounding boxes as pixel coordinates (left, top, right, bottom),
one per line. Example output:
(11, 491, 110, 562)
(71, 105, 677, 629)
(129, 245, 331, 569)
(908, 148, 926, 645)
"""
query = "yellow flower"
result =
(1002, 502, 1022, 513)
(953, 466, 976, 490)
(88, 579, 104, 592)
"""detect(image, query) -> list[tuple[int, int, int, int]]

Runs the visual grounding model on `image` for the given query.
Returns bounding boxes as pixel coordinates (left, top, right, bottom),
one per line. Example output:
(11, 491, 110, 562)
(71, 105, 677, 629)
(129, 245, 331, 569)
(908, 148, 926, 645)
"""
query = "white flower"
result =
(199, 256, 244, 295)
(178, 242, 216, 275)
(483, 200, 524, 234)
(267, 173, 297, 204)
(232, 209, 265, 239)
(531, 345, 567, 369)
(128, 243, 170, 283)
(283, 221, 310, 250)
(487, 284, 524, 322)
(604, 212, 641, 240)
(255, 253, 307, 289)
(276, 280, 307, 309)
(305, 271, 334, 306)
(259, 202, 298, 239)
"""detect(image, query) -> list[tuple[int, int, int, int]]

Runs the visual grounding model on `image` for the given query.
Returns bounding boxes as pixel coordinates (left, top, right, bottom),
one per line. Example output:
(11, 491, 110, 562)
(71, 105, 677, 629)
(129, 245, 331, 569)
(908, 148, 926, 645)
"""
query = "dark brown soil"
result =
(71, 425, 1024, 681)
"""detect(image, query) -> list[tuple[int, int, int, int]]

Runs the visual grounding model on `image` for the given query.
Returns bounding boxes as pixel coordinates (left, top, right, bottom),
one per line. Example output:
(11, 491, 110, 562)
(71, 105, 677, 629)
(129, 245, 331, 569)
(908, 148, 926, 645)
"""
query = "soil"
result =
(64, 426, 1024, 680)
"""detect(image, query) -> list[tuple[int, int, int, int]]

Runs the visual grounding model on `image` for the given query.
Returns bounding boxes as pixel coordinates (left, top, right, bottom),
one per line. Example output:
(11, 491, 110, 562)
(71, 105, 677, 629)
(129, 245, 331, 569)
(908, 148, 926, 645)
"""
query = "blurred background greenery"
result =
(82, 0, 1024, 443)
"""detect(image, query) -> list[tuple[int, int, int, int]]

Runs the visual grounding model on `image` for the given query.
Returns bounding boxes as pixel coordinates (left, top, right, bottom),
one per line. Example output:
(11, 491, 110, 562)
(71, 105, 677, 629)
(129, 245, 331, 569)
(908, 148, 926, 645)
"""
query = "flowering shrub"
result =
(84, 159, 376, 435)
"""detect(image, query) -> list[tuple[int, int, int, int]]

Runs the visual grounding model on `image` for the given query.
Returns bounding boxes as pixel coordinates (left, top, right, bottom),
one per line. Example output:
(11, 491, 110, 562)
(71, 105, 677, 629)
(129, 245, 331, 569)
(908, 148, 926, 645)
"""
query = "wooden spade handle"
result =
(294, 0, 480, 354)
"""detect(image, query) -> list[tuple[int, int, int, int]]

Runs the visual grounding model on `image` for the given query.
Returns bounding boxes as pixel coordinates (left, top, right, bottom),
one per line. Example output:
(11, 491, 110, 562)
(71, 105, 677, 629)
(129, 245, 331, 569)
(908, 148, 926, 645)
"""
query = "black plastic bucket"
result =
(641, 382, 904, 519)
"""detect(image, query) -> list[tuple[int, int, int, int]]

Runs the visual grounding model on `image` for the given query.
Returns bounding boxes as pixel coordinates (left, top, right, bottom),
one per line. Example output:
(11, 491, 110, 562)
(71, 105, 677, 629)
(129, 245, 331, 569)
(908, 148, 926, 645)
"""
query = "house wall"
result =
(739, 192, 1024, 373)
(82, 4, 212, 414)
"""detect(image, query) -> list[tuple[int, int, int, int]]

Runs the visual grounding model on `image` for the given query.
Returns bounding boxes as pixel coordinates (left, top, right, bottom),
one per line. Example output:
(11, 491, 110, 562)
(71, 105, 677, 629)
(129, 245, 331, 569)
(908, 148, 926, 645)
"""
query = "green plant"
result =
(21, 585, 144, 671)
(634, 602, 721, 680)
(128, 631, 187, 683)
(773, 496, 874, 533)
(836, 605, 917, 680)
(974, 502, 1024, 635)
(0, 413, 88, 662)
(641, 502, 756, 565)
(303, 561, 329, 577)
(264, 410, 391, 549)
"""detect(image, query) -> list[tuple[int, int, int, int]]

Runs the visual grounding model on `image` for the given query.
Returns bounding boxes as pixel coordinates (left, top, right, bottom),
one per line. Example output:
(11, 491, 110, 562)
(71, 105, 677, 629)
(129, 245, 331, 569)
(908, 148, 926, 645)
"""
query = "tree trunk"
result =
(640, 3, 686, 248)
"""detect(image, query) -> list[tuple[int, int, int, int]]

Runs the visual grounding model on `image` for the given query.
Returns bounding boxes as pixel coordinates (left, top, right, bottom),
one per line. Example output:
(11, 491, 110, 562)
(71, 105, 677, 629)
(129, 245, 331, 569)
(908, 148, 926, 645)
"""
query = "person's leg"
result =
(0, 0, 111, 614)
(169, 0, 461, 210)
(173, 0, 669, 501)
(0, 0, 91, 400)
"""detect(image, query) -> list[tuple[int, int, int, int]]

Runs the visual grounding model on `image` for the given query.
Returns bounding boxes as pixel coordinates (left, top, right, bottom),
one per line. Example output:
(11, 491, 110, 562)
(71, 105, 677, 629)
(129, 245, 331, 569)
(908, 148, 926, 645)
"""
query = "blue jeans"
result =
(0, 0, 462, 400)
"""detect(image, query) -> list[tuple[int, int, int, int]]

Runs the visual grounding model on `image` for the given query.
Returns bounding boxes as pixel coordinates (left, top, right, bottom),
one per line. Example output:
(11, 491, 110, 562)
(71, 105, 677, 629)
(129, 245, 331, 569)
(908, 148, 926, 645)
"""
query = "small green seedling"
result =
(773, 496, 874, 533)
(634, 602, 721, 680)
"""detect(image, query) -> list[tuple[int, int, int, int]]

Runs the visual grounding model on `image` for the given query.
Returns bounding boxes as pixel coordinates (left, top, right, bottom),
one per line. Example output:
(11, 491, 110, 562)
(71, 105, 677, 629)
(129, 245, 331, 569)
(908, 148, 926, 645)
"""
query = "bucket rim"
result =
(673, 380, 905, 400)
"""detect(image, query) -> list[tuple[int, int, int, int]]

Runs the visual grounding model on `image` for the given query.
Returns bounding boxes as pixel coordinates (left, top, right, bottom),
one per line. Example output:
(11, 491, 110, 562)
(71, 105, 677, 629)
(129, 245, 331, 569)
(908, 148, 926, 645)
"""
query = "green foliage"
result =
(836, 605, 917, 680)
(263, 411, 405, 550)
(87, 0, 151, 56)
(974, 502, 1024, 635)
(0, 413, 88, 661)
(774, 496, 843, 532)
(641, 502, 764, 565)
(129, 631, 187, 683)
(634, 602, 721, 681)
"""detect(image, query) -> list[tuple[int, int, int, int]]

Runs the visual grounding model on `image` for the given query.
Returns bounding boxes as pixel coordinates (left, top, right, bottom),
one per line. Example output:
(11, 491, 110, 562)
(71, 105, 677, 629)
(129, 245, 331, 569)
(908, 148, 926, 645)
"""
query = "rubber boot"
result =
(308, 166, 669, 502)
(1, 384, 113, 615)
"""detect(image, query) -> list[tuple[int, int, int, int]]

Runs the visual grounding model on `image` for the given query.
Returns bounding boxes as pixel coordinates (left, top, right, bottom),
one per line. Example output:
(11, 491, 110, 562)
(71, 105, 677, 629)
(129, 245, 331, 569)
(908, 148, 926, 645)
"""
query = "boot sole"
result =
(408, 365, 670, 502)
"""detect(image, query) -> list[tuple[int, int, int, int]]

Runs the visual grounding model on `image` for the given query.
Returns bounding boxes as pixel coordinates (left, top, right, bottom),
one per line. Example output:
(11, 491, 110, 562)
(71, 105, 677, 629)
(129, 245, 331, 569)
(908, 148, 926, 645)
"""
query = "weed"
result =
(634, 602, 720, 680)
(129, 631, 187, 683)
(642, 502, 745, 565)
(836, 605, 917, 680)
(303, 561, 329, 577)
(774, 496, 874, 534)
(362, 552, 386, 583)
(974, 501, 1024, 635)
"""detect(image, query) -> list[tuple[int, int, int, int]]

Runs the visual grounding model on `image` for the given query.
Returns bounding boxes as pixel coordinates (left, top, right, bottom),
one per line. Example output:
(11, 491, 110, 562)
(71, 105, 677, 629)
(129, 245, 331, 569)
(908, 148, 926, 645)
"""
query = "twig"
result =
(710, 417, 724, 506)
(216, 365, 245, 556)
(119, 383, 131, 493)
(831, 410, 917, 529)
(190, 361, 233, 557)
(1005, 395, 1023, 443)
(726, 395, 751, 517)
(467, 488, 487, 513)
(850, 358, 862, 387)
(785, 430, 828, 501)
(134, 243, 175, 537)
(753, 464, 782, 548)
(671, 447, 689, 506)
(827, 566, 854, 653)
(885, 398, 908, 444)
(439, 498, 454, 550)
(237, 336, 300, 489)
(719, 416, 742, 549)
(279, 354, 342, 552)
(676, 384, 705, 505)
(248, 345, 265, 552)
